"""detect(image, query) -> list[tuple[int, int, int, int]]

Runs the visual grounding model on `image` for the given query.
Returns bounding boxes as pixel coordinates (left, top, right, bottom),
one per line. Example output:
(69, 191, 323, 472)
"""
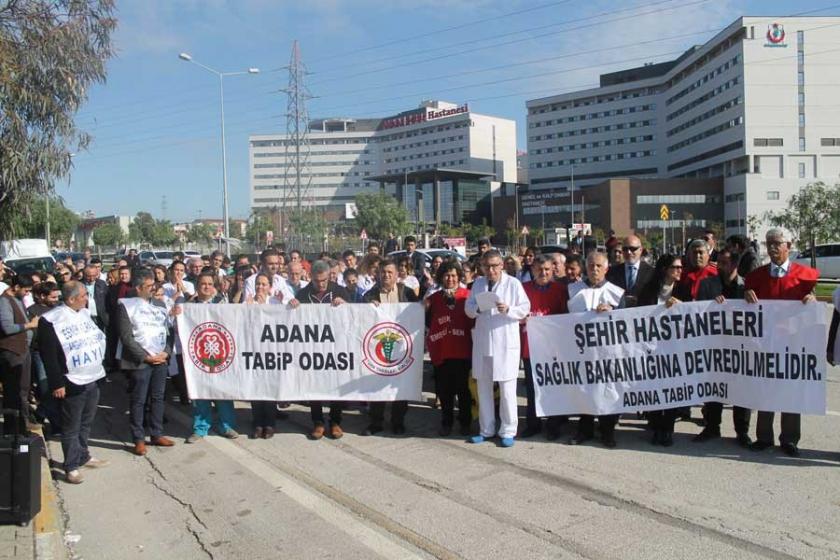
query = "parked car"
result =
(1, 239, 56, 276)
(142, 250, 178, 267)
(536, 244, 568, 255)
(387, 249, 466, 270)
(793, 243, 840, 279)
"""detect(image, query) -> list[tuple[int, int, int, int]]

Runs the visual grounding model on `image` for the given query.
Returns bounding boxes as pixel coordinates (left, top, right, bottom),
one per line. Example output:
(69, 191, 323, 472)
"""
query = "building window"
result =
(799, 137, 806, 151)
(767, 191, 780, 200)
(798, 162, 806, 178)
(798, 72, 805, 85)
(799, 113, 806, 126)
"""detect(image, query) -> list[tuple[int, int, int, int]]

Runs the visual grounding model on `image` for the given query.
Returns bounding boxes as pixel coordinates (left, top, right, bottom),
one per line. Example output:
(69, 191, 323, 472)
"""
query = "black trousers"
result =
(434, 359, 471, 427)
(756, 411, 800, 446)
(703, 403, 751, 435)
(369, 401, 407, 429)
(648, 409, 678, 433)
(0, 350, 30, 433)
(310, 402, 343, 426)
(577, 414, 618, 438)
(251, 401, 276, 429)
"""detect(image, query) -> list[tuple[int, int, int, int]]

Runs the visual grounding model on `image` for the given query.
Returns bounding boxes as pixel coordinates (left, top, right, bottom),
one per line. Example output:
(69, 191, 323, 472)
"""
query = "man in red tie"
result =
(745, 228, 818, 457)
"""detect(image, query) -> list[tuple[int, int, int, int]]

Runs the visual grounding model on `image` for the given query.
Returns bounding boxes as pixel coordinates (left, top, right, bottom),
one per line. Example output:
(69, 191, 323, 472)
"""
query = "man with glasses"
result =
(465, 250, 530, 448)
(606, 235, 653, 307)
(744, 228, 818, 457)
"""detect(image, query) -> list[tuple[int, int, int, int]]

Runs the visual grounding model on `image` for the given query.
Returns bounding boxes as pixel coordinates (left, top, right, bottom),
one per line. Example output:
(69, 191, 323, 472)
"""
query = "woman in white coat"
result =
(465, 250, 531, 447)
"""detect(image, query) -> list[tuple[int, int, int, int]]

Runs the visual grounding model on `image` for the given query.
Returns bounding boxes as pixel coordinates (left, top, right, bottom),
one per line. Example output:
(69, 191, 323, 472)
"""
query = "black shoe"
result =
(735, 433, 752, 448)
(660, 432, 674, 447)
(392, 424, 406, 435)
(750, 440, 773, 451)
(568, 432, 592, 446)
(362, 425, 383, 436)
(780, 443, 800, 457)
(438, 425, 452, 437)
(692, 428, 721, 443)
(601, 434, 617, 448)
(545, 426, 563, 441)
(520, 425, 542, 439)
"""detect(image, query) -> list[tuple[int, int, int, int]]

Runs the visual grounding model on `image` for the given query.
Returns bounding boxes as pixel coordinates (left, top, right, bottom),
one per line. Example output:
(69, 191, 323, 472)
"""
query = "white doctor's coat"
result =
(465, 272, 530, 382)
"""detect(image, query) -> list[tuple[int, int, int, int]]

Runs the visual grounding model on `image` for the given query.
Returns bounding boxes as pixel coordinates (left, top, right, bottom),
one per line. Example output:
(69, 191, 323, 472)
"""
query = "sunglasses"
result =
(622, 246, 641, 252)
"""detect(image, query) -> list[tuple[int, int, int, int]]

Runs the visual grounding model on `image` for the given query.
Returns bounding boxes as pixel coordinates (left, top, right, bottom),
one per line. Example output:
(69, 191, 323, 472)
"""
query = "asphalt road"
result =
(49, 365, 840, 560)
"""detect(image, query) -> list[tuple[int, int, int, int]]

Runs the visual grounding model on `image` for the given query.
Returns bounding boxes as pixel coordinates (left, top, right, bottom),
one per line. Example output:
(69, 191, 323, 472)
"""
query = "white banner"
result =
(177, 303, 424, 401)
(528, 301, 828, 416)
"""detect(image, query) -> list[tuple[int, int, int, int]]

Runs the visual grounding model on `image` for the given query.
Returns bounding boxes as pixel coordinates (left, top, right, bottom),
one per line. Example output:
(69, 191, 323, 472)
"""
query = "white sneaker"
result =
(83, 457, 110, 469)
(65, 470, 84, 484)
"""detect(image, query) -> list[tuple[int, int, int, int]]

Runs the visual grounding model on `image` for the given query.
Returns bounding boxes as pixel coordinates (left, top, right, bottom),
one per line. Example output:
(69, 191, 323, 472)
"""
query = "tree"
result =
(354, 192, 410, 241)
(92, 223, 124, 248)
(150, 221, 177, 247)
(128, 212, 156, 244)
(288, 209, 327, 240)
(6, 196, 79, 246)
(246, 212, 274, 248)
(765, 182, 840, 250)
(462, 220, 495, 244)
(0, 0, 116, 238)
(187, 223, 214, 245)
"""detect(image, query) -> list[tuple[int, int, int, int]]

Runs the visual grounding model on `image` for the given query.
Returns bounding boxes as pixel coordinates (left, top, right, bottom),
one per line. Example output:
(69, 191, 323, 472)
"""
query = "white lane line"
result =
(166, 407, 427, 560)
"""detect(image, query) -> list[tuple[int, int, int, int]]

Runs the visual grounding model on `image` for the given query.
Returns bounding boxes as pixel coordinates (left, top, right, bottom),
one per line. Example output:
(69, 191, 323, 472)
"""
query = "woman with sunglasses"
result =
(636, 254, 683, 446)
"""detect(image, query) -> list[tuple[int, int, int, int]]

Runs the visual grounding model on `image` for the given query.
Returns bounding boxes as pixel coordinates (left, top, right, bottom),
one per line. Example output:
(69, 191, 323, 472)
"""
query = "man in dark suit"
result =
(606, 235, 653, 307)
(362, 258, 419, 436)
(82, 265, 108, 331)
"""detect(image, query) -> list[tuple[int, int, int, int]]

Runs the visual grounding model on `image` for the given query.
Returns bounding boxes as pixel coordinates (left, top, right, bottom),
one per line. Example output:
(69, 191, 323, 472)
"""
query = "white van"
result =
(0, 239, 56, 276)
(793, 243, 840, 279)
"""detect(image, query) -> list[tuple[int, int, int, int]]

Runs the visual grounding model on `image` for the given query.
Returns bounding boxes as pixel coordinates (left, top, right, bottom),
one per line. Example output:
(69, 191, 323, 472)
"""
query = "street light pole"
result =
(179, 53, 259, 257)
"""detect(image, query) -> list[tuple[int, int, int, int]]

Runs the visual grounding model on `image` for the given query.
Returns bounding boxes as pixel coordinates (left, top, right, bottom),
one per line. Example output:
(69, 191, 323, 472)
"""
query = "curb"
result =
(30, 427, 66, 560)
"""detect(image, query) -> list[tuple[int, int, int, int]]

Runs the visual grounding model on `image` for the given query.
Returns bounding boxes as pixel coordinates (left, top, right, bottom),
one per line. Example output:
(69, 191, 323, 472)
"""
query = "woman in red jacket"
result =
(425, 260, 473, 436)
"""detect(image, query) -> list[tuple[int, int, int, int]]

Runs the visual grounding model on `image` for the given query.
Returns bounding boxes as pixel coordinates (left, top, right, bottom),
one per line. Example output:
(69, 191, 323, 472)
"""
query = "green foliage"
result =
(288, 208, 327, 240)
(186, 223, 214, 244)
(0, 0, 116, 238)
(246, 212, 274, 247)
(91, 223, 124, 247)
(127, 212, 177, 247)
(765, 182, 840, 249)
(462, 220, 496, 244)
(354, 192, 410, 241)
(5, 196, 79, 246)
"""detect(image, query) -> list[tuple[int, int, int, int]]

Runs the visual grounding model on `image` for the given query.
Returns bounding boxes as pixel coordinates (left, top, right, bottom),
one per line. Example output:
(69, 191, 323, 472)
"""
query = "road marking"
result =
(165, 407, 432, 560)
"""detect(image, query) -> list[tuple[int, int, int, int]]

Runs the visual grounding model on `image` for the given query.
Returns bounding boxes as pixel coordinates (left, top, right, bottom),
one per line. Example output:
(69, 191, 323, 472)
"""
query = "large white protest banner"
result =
(177, 303, 424, 401)
(528, 300, 828, 416)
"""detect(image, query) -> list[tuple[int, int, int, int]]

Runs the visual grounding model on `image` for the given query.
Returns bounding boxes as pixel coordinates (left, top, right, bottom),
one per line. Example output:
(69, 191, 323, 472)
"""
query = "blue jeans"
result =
(192, 400, 236, 436)
(129, 364, 167, 442)
(61, 381, 99, 472)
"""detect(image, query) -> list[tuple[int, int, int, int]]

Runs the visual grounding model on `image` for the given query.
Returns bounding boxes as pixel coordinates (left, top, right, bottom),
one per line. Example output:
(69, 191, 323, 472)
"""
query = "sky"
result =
(57, 0, 839, 222)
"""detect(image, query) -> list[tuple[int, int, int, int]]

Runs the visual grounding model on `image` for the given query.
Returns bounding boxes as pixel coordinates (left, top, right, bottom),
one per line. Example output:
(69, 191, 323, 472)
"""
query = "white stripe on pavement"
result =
(165, 407, 428, 560)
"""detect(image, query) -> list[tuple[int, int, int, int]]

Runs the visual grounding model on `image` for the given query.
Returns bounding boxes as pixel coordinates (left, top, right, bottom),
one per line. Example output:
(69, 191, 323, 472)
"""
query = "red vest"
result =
(745, 262, 818, 301)
(521, 280, 569, 359)
(679, 264, 718, 301)
(426, 287, 473, 366)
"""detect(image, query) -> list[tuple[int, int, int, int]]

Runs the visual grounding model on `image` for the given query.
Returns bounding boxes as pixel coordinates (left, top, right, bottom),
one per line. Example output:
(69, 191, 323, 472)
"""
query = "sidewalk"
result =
(0, 426, 66, 560)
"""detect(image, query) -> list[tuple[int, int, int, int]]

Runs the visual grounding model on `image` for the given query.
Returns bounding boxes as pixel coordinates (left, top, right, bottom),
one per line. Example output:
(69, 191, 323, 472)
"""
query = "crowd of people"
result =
(0, 229, 837, 485)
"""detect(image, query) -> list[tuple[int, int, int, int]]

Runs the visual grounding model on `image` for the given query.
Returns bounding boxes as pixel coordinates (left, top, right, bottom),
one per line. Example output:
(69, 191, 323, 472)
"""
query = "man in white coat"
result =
(465, 250, 530, 447)
(567, 251, 624, 448)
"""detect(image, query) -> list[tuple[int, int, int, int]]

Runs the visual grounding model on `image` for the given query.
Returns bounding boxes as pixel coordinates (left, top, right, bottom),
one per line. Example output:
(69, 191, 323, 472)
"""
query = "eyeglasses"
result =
(622, 246, 641, 252)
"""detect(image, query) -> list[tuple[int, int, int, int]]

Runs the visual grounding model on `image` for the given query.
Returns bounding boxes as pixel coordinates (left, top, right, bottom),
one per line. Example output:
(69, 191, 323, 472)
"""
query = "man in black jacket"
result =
(296, 260, 351, 440)
(39, 281, 109, 484)
(694, 248, 751, 447)
(605, 235, 654, 307)
(117, 269, 176, 456)
(362, 259, 418, 435)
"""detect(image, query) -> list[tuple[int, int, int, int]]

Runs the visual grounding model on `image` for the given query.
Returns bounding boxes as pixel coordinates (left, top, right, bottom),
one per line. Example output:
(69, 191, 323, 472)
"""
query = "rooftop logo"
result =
(765, 22, 787, 47)
(380, 104, 469, 130)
